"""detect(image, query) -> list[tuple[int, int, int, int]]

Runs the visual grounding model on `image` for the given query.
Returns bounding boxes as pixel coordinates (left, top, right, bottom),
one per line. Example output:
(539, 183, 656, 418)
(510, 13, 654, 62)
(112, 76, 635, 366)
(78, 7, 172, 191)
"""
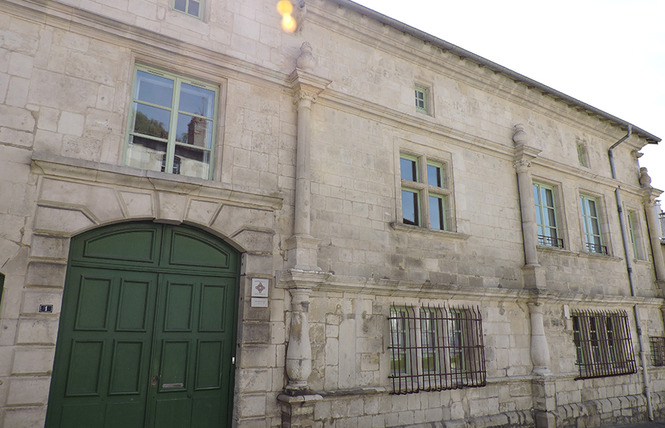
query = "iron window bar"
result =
(572, 309, 636, 379)
(538, 234, 564, 248)
(650, 337, 665, 366)
(389, 304, 486, 394)
(585, 242, 608, 255)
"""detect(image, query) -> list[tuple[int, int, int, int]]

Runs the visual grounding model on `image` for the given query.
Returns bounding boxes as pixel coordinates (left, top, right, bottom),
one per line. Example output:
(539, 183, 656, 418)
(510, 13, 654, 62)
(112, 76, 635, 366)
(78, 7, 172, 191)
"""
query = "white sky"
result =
(351, 0, 665, 197)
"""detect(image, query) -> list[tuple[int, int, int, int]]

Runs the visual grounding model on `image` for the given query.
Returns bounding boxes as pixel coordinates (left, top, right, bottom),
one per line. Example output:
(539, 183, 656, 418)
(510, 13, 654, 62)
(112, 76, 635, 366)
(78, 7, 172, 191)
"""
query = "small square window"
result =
(173, 0, 203, 19)
(415, 85, 429, 114)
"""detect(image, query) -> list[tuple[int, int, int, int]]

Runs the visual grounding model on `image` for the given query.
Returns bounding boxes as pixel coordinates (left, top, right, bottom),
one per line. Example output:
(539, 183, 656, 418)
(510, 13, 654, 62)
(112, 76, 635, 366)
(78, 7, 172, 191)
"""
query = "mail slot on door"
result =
(162, 383, 184, 389)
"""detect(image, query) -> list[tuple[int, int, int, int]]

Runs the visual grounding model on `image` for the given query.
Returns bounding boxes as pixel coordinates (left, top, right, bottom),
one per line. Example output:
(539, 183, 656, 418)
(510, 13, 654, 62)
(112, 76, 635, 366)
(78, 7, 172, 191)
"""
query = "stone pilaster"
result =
(641, 168, 665, 286)
(285, 43, 331, 272)
(513, 124, 545, 288)
(281, 44, 331, 406)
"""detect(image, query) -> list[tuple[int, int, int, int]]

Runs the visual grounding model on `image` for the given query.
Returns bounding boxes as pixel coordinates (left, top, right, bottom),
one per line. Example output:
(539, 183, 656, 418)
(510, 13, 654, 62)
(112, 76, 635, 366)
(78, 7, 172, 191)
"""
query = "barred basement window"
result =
(389, 305, 486, 394)
(572, 309, 636, 379)
(650, 337, 665, 366)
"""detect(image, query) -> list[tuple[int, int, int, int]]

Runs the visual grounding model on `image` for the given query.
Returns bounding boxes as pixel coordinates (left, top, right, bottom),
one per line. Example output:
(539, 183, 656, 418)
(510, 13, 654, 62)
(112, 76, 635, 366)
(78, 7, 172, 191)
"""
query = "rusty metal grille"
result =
(571, 309, 636, 379)
(389, 305, 486, 394)
(650, 337, 665, 366)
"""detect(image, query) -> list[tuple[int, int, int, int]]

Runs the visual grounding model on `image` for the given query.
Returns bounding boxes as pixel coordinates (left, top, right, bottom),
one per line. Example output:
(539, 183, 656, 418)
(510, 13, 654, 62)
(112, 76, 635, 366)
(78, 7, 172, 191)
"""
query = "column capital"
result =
(288, 69, 331, 104)
(512, 123, 541, 171)
(513, 158, 531, 173)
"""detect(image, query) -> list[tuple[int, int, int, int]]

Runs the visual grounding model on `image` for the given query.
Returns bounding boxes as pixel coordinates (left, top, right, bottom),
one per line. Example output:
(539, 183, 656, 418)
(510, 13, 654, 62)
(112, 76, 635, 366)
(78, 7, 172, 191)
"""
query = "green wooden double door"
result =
(46, 223, 240, 428)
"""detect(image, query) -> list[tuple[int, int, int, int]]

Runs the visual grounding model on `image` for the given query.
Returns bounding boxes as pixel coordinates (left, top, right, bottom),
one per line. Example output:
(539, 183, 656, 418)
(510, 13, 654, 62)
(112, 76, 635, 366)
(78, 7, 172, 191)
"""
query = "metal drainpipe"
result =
(608, 125, 653, 420)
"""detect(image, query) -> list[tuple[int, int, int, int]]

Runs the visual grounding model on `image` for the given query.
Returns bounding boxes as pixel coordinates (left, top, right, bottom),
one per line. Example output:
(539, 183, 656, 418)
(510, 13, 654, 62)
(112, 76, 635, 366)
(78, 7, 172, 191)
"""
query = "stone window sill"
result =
(389, 222, 469, 240)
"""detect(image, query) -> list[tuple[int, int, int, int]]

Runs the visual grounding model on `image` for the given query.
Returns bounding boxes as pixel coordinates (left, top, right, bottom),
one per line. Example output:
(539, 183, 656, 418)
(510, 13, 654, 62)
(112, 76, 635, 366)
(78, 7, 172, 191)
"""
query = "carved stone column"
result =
(528, 302, 551, 375)
(285, 44, 330, 272)
(529, 301, 556, 428)
(285, 285, 312, 391)
(281, 44, 331, 398)
(513, 124, 545, 288)
(641, 168, 665, 284)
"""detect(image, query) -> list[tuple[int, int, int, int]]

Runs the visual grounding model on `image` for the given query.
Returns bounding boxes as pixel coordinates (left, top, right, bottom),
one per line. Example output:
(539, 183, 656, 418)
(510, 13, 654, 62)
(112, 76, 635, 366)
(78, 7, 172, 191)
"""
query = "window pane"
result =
(400, 157, 417, 181)
(545, 207, 557, 228)
(402, 189, 419, 226)
(135, 71, 174, 108)
(415, 89, 426, 109)
(126, 135, 167, 172)
(427, 164, 442, 187)
(133, 103, 171, 139)
(543, 188, 555, 207)
(174, 0, 187, 12)
(187, 0, 200, 16)
(429, 195, 445, 230)
(176, 114, 212, 148)
(179, 83, 214, 117)
(175, 145, 210, 179)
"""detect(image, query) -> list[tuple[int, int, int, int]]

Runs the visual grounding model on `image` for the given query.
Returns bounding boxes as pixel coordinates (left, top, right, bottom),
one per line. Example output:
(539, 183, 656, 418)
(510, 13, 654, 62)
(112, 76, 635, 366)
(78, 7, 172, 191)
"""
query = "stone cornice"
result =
(3, 0, 290, 88)
(31, 152, 283, 211)
(309, 0, 659, 146)
(313, 273, 664, 307)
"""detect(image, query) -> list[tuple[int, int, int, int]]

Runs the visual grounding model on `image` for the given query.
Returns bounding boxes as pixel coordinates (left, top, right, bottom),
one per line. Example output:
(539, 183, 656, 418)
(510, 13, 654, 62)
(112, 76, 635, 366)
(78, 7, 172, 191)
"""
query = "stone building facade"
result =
(1, 0, 665, 427)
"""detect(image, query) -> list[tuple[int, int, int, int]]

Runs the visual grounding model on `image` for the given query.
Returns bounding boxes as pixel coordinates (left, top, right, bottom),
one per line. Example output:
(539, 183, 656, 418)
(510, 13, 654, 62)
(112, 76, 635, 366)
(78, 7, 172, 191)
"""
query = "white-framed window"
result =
(533, 182, 563, 248)
(389, 305, 486, 394)
(124, 66, 218, 180)
(626, 210, 645, 260)
(572, 309, 636, 379)
(580, 194, 607, 254)
(399, 154, 450, 231)
(173, 0, 203, 19)
(414, 85, 430, 114)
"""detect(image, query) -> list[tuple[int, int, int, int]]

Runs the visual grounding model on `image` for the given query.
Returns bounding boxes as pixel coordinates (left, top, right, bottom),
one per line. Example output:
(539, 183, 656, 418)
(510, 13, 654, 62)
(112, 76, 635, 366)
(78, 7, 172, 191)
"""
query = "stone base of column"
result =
(522, 264, 546, 289)
(532, 375, 557, 428)
(278, 393, 322, 428)
(285, 234, 322, 272)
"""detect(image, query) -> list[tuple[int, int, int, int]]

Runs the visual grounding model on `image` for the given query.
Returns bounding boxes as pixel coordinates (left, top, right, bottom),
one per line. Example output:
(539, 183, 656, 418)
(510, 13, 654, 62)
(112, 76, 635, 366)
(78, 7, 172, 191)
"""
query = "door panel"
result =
(148, 274, 234, 427)
(47, 269, 157, 427)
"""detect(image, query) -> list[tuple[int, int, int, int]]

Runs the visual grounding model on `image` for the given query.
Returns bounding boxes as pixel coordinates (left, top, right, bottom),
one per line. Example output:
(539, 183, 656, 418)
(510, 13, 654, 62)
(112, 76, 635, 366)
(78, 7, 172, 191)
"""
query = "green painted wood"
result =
(46, 222, 239, 428)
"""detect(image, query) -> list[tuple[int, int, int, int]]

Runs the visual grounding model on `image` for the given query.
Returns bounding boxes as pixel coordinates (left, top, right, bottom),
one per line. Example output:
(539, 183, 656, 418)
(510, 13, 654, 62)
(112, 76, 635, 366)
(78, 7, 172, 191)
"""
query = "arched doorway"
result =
(45, 222, 240, 427)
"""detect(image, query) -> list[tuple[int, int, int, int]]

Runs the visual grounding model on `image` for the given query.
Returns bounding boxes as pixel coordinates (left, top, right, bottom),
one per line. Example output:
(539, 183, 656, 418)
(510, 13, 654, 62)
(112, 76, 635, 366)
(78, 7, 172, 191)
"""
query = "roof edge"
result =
(334, 0, 661, 144)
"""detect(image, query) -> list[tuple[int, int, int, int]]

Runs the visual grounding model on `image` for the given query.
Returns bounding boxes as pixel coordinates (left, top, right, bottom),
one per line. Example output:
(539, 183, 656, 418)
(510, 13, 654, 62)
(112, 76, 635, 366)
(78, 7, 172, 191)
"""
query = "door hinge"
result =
(232, 356, 236, 365)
